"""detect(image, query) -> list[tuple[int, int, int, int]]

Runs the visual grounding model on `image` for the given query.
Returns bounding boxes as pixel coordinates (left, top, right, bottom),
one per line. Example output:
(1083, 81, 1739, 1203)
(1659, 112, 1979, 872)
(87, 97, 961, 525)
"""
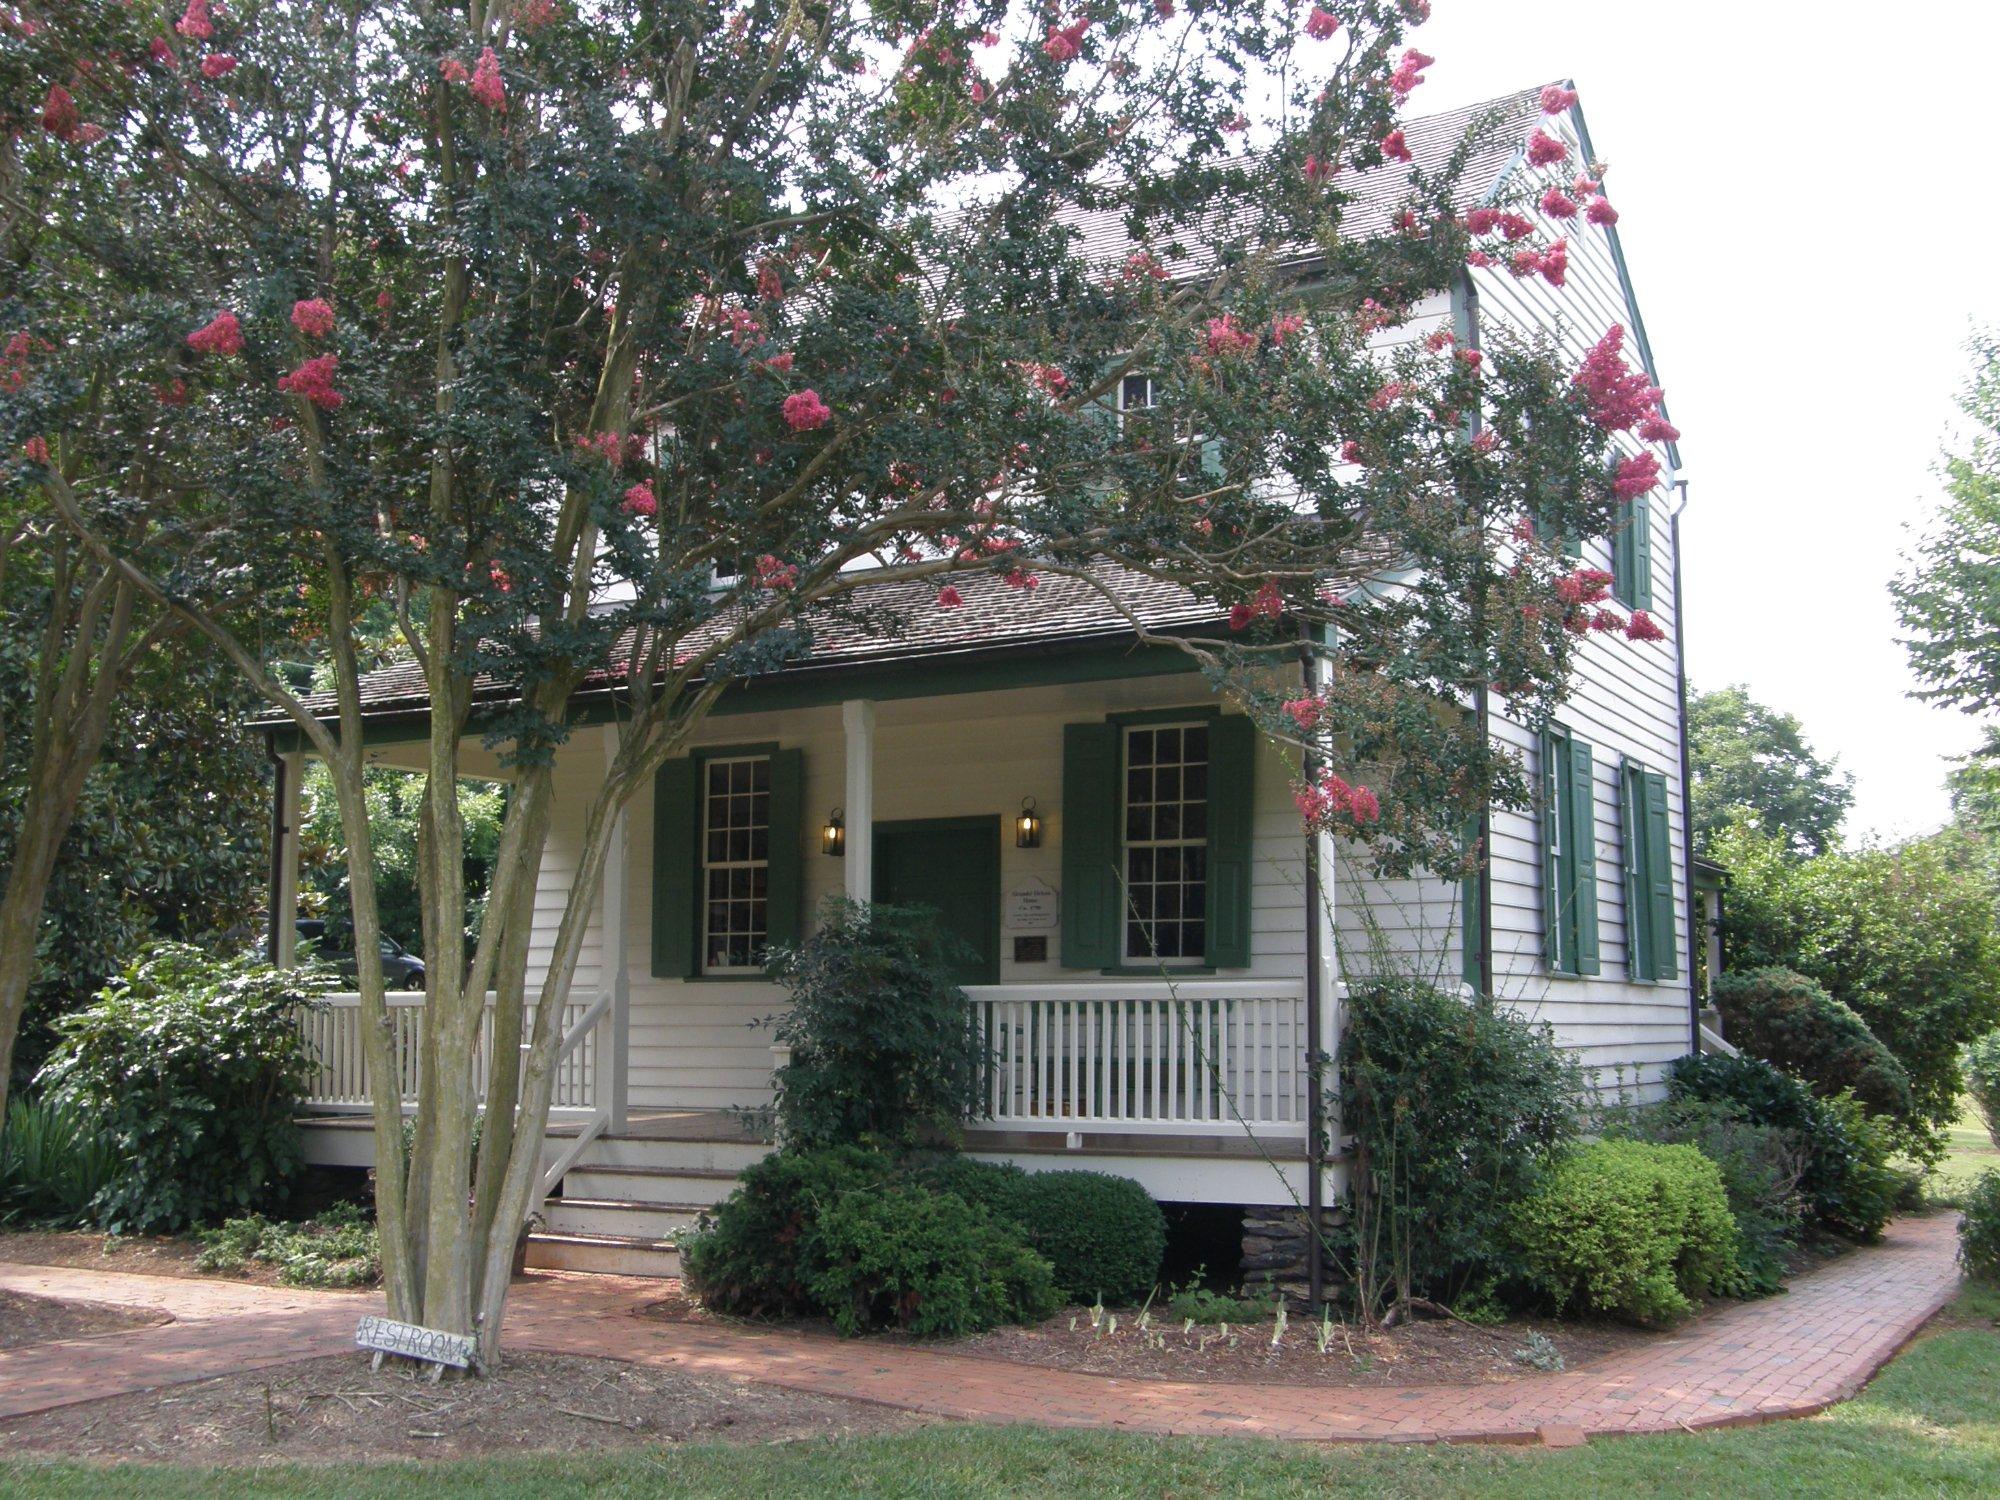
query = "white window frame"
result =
(699, 753, 772, 975)
(1120, 720, 1210, 966)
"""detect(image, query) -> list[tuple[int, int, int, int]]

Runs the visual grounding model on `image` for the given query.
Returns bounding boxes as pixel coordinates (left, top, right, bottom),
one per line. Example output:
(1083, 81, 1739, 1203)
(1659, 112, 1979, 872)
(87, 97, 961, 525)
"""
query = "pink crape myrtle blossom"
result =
(1538, 187, 1577, 219)
(176, 0, 213, 41)
(1573, 326, 1665, 432)
(1283, 695, 1323, 731)
(1525, 129, 1568, 167)
(1203, 313, 1258, 357)
(277, 354, 342, 409)
(1303, 153, 1334, 184)
(150, 36, 178, 67)
(200, 53, 236, 78)
(1554, 567, 1613, 607)
(1624, 610, 1665, 642)
(1638, 412, 1681, 444)
(754, 554, 798, 590)
(186, 310, 244, 356)
(1381, 127, 1411, 162)
(1586, 196, 1619, 227)
(1270, 312, 1305, 345)
(1389, 48, 1433, 96)
(1305, 6, 1339, 40)
(290, 298, 334, 337)
(470, 46, 506, 110)
(1227, 579, 1284, 630)
(621, 481, 657, 516)
(23, 435, 50, 464)
(936, 585, 964, 609)
(1295, 772, 1381, 828)
(41, 84, 79, 140)
(1042, 19, 1088, 61)
(1540, 83, 1578, 114)
(1613, 450, 1662, 500)
(782, 389, 831, 430)
(440, 56, 469, 82)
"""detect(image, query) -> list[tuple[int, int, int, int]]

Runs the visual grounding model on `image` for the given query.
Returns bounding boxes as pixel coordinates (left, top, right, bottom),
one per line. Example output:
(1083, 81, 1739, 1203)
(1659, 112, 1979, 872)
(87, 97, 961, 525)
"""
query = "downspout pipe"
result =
(1300, 628, 1326, 1309)
(1669, 478, 1699, 1055)
(265, 733, 287, 966)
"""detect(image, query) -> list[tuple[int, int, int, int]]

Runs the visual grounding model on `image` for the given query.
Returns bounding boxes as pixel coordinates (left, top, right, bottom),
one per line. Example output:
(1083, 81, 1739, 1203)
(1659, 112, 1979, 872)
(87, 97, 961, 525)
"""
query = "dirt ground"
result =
(0, 1288, 170, 1350)
(0, 1349, 928, 1464)
(0, 1229, 293, 1285)
(635, 1283, 1658, 1387)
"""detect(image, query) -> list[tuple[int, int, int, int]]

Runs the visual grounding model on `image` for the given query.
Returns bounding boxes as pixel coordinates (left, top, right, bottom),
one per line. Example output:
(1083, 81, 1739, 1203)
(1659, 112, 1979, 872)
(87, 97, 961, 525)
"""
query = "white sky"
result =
(1410, 1, 2000, 842)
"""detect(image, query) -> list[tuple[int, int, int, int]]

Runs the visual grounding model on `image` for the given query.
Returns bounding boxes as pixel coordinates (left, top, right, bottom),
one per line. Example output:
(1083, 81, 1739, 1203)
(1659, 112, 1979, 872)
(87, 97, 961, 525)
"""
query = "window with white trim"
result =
(701, 754, 771, 972)
(1123, 722, 1209, 962)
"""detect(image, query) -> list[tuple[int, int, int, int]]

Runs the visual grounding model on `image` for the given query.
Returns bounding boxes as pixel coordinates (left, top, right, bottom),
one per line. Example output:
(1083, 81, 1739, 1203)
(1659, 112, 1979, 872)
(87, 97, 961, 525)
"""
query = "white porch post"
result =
(599, 726, 630, 1129)
(842, 699, 876, 902)
(273, 751, 304, 968)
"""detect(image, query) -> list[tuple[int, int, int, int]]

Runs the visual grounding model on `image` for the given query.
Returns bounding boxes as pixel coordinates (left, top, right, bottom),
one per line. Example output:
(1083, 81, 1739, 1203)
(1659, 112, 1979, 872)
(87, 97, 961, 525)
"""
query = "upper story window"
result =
(701, 754, 771, 973)
(1118, 374, 1157, 424)
(1123, 722, 1209, 963)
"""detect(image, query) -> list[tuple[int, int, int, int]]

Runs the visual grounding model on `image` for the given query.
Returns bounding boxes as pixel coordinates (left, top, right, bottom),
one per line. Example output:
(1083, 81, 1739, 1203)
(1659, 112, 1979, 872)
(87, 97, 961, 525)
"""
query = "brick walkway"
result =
(0, 1213, 1962, 1445)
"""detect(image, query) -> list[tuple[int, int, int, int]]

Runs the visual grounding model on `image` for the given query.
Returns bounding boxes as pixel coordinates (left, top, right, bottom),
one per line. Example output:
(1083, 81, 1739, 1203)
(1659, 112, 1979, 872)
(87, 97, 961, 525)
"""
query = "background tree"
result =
(0, 649, 268, 1095)
(1711, 820, 2000, 1162)
(1689, 684, 1853, 858)
(15, 0, 1666, 1359)
(1894, 328, 2000, 721)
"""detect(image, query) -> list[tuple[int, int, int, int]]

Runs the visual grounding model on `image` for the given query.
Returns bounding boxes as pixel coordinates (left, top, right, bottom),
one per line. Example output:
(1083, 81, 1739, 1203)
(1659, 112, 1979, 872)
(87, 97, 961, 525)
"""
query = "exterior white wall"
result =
(562, 668, 1309, 1112)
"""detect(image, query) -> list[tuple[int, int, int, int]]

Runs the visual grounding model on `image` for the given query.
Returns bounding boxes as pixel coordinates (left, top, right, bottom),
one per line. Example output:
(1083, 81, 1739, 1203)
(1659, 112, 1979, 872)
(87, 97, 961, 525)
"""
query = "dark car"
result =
(296, 918, 426, 990)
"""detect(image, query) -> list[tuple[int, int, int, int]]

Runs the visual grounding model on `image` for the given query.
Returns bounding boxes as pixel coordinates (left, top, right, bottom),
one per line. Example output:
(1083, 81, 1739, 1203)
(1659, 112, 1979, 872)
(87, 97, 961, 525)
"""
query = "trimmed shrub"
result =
(0, 1094, 121, 1226)
(1965, 1030, 2000, 1151)
(681, 1145, 895, 1320)
(1668, 1052, 1901, 1241)
(807, 1182, 1059, 1336)
(195, 1202, 380, 1288)
(1510, 1140, 1740, 1324)
(1609, 1097, 1805, 1297)
(1714, 968, 1914, 1123)
(38, 945, 323, 1233)
(1008, 1171, 1166, 1305)
(1961, 1171, 2000, 1281)
(1339, 979, 1584, 1317)
(910, 1156, 1167, 1304)
(765, 900, 982, 1150)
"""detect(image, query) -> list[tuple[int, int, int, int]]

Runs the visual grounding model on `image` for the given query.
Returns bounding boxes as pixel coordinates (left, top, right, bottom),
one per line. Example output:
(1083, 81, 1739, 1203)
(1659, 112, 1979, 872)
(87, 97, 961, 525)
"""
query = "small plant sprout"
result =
(1271, 1303, 1288, 1348)
(1513, 1332, 1566, 1372)
(1068, 1314, 1077, 1332)
(1183, 1317, 1195, 1338)
(1089, 1297, 1105, 1331)
(1106, 1313, 1118, 1338)
(1315, 1308, 1334, 1356)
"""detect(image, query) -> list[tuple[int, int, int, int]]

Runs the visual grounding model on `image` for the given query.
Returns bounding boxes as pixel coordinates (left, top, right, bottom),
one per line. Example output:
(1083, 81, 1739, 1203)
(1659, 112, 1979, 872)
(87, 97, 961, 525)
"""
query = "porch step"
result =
(523, 1230, 681, 1278)
(560, 1163, 742, 1207)
(541, 1195, 706, 1242)
(583, 1134, 771, 1175)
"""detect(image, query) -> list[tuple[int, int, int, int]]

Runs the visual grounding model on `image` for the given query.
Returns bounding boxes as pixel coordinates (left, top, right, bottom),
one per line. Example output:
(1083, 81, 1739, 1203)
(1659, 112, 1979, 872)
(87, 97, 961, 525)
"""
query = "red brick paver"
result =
(0, 1214, 1962, 1444)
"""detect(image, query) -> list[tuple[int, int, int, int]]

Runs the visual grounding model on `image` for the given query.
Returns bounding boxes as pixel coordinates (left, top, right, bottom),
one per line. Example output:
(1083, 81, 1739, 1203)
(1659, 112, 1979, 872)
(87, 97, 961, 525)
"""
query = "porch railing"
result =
(965, 979, 1309, 1136)
(298, 991, 604, 1116)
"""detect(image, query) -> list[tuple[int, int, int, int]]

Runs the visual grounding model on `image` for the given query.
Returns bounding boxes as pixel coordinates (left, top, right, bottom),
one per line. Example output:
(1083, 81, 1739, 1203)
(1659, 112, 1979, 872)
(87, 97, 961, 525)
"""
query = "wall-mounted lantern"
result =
(822, 807, 846, 857)
(1015, 796, 1042, 849)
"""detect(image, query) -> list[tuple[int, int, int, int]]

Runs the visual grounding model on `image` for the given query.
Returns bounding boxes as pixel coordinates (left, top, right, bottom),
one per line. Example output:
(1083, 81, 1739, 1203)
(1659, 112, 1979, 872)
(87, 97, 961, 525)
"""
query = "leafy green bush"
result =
(194, 1201, 379, 1288)
(1710, 821, 2000, 1165)
(1165, 1282, 1278, 1325)
(1609, 1097, 1804, 1296)
(1339, 979, 1584, 1318)
(37, 944, 324, 1233)
(1007, 1171, 1166, 1305)
(1510, 1140, 1740, 1324)
(765, 900, 982, 1150)
(1965, 1031, 2000, 1150)
(0, 1094, 122, 1225)
(1714, 968, 1915, 1124)
(682, 1146, 1058, 1337)
(1961, 1172, 2000, 1281)
(807, 1182, 1059, 1336)
(1668, 1052, 1901, 1240)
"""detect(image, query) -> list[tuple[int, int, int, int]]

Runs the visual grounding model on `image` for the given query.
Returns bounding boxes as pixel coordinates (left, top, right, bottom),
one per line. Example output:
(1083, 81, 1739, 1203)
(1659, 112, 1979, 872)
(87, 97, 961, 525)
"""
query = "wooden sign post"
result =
(355, 1314, 477, 1374)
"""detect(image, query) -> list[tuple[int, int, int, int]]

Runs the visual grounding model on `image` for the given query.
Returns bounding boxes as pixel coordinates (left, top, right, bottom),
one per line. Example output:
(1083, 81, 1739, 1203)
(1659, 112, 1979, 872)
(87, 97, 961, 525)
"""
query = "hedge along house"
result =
(267, 82, 1696, 1280)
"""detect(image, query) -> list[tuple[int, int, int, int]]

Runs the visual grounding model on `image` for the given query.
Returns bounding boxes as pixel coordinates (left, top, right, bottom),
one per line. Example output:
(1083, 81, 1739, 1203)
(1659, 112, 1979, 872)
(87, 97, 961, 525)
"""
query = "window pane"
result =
(700, 755, 773, 970)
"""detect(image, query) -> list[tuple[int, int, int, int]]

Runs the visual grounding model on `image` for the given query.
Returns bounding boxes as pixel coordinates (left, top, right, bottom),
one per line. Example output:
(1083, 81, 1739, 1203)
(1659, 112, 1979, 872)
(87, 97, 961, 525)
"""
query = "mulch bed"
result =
(0, 1349, 929, 1464)
(634, 1282, 1659, 1387)
(0, 1288, 171, 1351)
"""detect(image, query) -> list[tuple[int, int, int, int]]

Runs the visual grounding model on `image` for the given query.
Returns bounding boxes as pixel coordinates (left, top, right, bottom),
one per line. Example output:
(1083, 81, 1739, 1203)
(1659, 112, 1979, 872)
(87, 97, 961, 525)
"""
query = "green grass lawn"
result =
(6, 1282, 1999, 1500)
(1932, 1098, 2000, 1204)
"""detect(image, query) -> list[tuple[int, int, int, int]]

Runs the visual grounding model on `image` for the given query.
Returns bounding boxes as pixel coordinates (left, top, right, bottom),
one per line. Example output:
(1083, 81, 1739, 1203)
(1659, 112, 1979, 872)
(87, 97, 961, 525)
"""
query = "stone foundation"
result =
(1239, 1207, 1323, 1307)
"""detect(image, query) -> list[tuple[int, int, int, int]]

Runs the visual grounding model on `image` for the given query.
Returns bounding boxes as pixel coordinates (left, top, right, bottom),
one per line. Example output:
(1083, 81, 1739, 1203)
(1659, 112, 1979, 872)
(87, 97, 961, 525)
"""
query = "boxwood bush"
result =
(682, 1146, 1058, 1337)
(38, 945, 323, 1233)
(1511, 1139, 1740, 1324)
(1714, 968, 1915, 1124)
(1668, 1052, 1901, 1240)
(1961, 1171, 2000, 1281)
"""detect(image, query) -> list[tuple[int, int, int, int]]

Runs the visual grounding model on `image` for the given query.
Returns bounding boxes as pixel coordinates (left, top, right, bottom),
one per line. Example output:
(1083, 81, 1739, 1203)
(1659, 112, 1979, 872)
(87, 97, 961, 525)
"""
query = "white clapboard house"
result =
(271, 83, 1696, 1276)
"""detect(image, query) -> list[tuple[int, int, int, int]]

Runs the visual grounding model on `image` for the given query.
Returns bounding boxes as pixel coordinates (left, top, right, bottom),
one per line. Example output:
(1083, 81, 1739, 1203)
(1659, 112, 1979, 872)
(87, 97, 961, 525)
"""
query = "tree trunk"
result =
(0, 784, 76, 1121)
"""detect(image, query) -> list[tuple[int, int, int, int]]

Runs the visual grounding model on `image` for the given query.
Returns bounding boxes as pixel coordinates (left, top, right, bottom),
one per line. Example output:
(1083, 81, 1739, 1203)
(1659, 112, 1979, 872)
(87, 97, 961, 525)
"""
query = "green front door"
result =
(872, 817, 1002, 986)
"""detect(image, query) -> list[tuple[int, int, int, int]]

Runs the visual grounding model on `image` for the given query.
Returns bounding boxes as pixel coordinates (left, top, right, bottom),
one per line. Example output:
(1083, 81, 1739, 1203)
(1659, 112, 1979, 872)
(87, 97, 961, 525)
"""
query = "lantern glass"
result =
(822, 810, 845, 857)
(1015, 797, 1041, 849)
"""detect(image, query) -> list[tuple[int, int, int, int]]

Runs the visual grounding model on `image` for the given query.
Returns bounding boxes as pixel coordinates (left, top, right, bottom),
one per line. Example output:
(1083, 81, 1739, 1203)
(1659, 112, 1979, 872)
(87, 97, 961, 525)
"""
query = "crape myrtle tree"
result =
(10, 0, 1669, 1359)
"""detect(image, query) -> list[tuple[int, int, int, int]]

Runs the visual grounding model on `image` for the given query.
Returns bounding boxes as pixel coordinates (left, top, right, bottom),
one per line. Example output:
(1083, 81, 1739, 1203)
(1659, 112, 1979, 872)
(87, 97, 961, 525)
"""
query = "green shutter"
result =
(1620, 762, 1649, 980)
(1206, 715, 1256, 968)
(1460, 814, 1484, 990)
(1568, 736, 1600, 975)
(1613, 489, 1654, 611)
(1540, 729, 1563, 970)
(1060, 721, 1121, 969)
(764, 748, 804, 954)
(650, 756, 700, 978)
(1643, 769, 1677, 981)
